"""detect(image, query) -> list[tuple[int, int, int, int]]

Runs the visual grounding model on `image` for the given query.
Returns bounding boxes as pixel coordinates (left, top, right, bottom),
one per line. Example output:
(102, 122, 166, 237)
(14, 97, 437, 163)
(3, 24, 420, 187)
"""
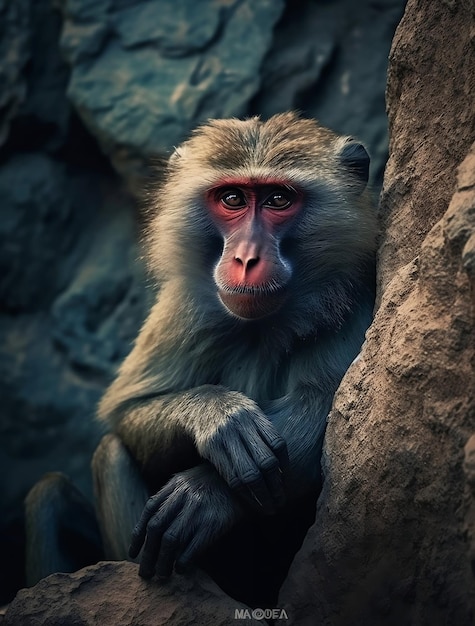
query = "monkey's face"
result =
(147, 112, 376, 326)
(208, 180, 302, 320)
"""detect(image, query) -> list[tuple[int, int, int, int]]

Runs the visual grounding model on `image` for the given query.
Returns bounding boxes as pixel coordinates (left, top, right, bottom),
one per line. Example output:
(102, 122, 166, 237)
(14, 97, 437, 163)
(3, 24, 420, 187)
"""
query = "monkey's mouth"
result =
(218, 287, 287, 320)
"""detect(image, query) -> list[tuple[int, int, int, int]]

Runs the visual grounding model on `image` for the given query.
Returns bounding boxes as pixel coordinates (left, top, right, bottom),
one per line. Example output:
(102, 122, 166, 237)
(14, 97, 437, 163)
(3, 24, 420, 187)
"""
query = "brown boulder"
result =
(4, 562, 261, 626)
(379, 0, 475, 291)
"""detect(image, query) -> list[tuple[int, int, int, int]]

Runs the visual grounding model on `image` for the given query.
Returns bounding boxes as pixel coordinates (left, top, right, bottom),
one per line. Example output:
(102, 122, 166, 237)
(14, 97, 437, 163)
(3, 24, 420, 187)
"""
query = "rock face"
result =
(379, 0, 475, 292)
(278, 0, 475, 624)
(0, 0, 405, 606)
(0, 0, 30, 147)
(59, 0, 285, 187)
(4, 562, 261, 626)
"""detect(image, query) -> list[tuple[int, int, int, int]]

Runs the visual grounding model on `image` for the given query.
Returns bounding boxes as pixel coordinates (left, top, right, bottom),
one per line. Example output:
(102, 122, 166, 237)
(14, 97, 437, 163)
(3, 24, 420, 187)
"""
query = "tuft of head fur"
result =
(167, 112, 345, 186)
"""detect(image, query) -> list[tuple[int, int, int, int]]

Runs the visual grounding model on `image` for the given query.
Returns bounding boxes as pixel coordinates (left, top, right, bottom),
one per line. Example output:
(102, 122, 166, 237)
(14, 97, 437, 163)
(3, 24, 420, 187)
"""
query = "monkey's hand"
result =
(191, 392, 289, 514)
(128, 464, 243, 579)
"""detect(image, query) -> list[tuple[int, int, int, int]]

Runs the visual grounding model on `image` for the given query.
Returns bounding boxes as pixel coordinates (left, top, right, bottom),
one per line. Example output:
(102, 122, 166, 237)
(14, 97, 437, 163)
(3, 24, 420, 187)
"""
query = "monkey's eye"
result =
(219, 189, 247, 209)
(263, 190, 293, 210)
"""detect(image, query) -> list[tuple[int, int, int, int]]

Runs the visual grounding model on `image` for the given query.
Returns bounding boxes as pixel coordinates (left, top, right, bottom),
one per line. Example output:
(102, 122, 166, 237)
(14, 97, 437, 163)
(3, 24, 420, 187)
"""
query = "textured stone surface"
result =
(0, 176, 147, 494)
(59, 0, 285, 186)
(378, 0, 475, 293)
(0, 0, 30, 146)
(277, 0, 475, 624)
(4, 562, 261, 626)
(0, 171, 147, 603)
(0, 154, 92, 312)
(13, 0, 72, 151)
(55, 0, 405, 190)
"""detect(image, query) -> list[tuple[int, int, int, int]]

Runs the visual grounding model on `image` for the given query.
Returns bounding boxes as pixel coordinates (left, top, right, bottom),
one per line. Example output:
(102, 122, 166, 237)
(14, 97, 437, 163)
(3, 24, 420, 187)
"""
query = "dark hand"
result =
(196, 406, 288, 514)
(129, 464, 242, 579)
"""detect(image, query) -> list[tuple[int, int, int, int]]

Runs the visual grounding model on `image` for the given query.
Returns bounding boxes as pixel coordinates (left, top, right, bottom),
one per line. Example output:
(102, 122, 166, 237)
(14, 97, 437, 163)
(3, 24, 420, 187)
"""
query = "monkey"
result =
(92, 111, 377, 600)
(25, 112, 376, 606)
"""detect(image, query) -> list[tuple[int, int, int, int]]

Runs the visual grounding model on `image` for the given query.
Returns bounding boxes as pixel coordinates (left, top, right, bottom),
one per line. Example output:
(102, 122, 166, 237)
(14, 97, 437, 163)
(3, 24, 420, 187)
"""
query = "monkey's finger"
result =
(146, 485, 193, 577)
(155, 526, 183, 578)
(220, 441, 275, 513)
(138, 515, 166, 578)
(236, 451, 286, 513)
(272, 435, 289, 472)
(137, 495, 184, 577)
(232, 469, 277, 515)
(129, 491, 169, 559)
(175, 530, 211, 573)
(254, 420, 289, 472)
(237, 431, 287, 507)
(248, 450, 287, 509)
(129, 482, 181, 560)
(205, 431, 279, 512)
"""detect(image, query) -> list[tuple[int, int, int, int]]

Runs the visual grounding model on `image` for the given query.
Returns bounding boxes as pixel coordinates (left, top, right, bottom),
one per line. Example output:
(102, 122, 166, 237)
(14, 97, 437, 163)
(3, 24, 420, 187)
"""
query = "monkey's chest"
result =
(217, 347, 289, 405)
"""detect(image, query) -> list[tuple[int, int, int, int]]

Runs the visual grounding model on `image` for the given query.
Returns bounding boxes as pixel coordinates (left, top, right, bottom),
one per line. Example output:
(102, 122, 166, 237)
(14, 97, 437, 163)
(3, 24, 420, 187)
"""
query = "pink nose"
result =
(231, 253, 266, 284)
(233, 238, 261, 276)
(234, 254, 260, 272)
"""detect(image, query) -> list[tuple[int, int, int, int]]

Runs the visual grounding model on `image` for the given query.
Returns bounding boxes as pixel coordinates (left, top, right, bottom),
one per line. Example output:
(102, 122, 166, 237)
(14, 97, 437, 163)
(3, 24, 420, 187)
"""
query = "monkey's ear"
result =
(339, 139, 370, 193)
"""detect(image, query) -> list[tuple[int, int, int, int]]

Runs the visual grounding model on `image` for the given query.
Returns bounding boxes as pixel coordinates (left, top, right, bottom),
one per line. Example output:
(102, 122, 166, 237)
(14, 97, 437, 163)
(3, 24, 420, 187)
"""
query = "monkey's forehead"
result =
(178, 113, 343, 174)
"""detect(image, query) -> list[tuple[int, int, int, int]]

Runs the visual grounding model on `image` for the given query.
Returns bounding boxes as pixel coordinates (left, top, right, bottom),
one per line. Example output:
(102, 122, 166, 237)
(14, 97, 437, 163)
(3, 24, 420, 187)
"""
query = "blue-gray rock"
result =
(0, 157, 147, 603)
(58, 0, 285, 184)
(305, 0, 406, 187)
(51, 188, 149, 377)
(13, 0, 72, 151)
(0, 154, 95, 312)
(0, 0, 30, 146)
(0, 153, 97, 312)
(0, 155, 147, 519)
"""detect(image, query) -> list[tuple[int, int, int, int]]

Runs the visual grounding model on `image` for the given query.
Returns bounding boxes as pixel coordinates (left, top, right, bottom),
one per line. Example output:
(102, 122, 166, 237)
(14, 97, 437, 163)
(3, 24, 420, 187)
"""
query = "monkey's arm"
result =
(100, 380, 284, 578)
(124, 387, 329, 580)
(98, 286, 288, 513)
(101, 378, 288, 514)
(113, 310, 368, 580)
